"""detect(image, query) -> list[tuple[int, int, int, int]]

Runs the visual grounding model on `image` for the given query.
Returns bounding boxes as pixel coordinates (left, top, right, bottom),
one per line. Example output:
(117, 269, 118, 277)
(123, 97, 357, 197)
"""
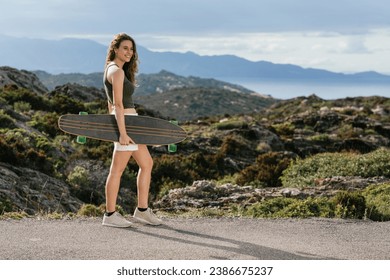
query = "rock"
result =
(0, 162, 83, 215)
(280, 188, 302, 197)
(313, 176, 389, 191)
(154, 177, 390, 212)
(154, 180, 274, 211)
(48, 83, 105, 102)
(0, 66, 48, 94)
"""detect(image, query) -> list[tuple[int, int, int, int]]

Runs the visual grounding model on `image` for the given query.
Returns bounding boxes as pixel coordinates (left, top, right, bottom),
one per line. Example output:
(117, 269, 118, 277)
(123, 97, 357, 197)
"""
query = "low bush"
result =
(271, 122, 295, 137)
(332, 191, 366, 219)
(1, 88, 51, 111)
(1, 129, 53, 173)
(28, 111, 60, 138)
(67, 166, 90, 189)
(77, 204, 104, 217)
(236, 185, 390, 220)
(215, 120, 247, 130)
(242, 196, 334, 219)
(0, 110, 16, 129)
(0, 197, 14, 214)
(281, 148, 390, 188)
(244, 197, 296, 218)
(363, 183, 390, 221)
(14, 101, 31, 113)
(219, 135, 250, 157)
(236, 152, 294, 187)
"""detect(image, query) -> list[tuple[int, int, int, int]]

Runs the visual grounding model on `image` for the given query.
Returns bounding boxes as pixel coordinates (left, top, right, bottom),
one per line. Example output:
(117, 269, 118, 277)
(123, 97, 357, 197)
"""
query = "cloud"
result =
(0, 0, 389, 74)
(1, 0, 390, 38)
(337, 38, 370, 54)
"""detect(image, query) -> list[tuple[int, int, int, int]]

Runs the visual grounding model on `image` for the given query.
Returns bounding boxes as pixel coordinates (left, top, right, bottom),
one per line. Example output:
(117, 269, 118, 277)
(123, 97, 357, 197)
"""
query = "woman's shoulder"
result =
(106, 62, 120, 72)
(106, 63, 124, 80)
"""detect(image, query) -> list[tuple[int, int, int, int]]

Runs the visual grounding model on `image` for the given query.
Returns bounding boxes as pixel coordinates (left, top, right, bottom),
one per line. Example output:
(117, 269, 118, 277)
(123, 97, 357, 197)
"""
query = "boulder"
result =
(0, 66, 48, 94)
(0, 162, 82, 215)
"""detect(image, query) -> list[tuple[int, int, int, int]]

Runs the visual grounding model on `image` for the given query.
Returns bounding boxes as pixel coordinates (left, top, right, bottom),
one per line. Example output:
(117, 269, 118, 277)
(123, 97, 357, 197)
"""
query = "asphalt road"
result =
(0, 217, 389, 260)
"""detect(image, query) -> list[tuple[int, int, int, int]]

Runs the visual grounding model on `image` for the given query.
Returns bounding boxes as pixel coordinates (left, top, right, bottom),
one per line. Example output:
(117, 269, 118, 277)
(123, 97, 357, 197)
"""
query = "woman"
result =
(102, 33, 162, 227)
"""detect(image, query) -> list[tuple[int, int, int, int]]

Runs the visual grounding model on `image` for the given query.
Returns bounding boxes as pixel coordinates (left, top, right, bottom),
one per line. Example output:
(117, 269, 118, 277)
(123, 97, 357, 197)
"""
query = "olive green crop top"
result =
(103, 63, 135, 109)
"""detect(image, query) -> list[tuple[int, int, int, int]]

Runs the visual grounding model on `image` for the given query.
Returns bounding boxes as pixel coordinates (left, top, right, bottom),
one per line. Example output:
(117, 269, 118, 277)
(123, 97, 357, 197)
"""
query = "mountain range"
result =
(1, 34, 390, 84)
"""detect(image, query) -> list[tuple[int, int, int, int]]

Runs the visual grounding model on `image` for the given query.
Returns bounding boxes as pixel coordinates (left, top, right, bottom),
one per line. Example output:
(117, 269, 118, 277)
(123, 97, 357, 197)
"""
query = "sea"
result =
(218, 78, 390, 100)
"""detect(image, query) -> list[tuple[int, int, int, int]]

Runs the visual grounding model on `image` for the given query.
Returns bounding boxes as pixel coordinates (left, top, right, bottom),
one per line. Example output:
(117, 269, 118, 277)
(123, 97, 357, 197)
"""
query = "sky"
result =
(1, 0, 390, 74)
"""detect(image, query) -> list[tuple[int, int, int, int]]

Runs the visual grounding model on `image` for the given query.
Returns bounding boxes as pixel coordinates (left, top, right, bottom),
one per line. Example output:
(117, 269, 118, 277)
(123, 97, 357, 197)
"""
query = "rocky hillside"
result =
(34, 69, 260, 96)
(33, 68, 275, 121)
(1, 67, 390, 220)
(1, 66, 47, 94)
(134, 87, 274, 121)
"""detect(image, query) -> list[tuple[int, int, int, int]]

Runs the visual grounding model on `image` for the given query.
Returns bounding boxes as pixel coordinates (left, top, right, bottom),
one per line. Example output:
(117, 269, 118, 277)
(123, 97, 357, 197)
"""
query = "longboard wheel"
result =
(76, 111, 88, 144)
(76, 136, 87, 144)
(168, 144, 177, 153)
(168, 120, 179, 152)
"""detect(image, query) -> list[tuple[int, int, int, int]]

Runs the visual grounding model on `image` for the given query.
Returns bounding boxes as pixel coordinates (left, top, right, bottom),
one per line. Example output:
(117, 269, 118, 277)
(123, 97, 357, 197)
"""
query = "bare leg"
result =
(132, 145, 153, 208)
(105, 150, 132, 212)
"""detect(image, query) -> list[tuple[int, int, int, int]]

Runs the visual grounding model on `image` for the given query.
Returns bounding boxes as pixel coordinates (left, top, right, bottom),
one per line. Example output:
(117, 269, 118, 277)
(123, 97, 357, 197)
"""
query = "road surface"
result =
(1, 217, 389, 260)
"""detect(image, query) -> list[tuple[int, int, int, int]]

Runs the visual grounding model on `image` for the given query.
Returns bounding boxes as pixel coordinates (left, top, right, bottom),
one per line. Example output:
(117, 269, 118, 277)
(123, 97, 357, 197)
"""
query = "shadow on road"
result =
(126, 223, 334, 260)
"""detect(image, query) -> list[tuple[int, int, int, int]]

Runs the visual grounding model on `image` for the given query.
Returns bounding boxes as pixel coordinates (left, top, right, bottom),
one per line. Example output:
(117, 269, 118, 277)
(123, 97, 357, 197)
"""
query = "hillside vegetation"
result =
(34, 69, 258, 95)
(1, 67, 390, 221)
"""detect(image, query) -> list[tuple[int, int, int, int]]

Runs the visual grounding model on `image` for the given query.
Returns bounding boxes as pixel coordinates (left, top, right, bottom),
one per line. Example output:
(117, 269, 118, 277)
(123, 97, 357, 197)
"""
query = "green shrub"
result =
(0, 110, 17, 129)
(14, 101, 31, 113)
(363, 183, 390, 221)
(219, 135, 250, 157)
(152, 153, 218, 191)
(278, 197, 334, 218)
(332, 191, 366, 219)
(0, 129, 52, 173)
(359, 149, 390, 177)
(152, 154, 196, 188)
(1, 88, 50, 110)
(271, 122, 295, 136)
(236, 152, 294, 187)
(0, 133, 18, 164)
(0, 211, 29, 220)
(309, 134, 330, 142)
(243, 196, 334, 219)
(337, 124, 360, 139)
(28, 111, 60, 138)
(281, 148, 390, 188)
(50, 94, 85, 114)
(215, 120, 247, 130)
(67, 166, 90, 189)
(245, 197, 296, 218)
(77, 204, 104, 217)
(0, 198, 14, 214)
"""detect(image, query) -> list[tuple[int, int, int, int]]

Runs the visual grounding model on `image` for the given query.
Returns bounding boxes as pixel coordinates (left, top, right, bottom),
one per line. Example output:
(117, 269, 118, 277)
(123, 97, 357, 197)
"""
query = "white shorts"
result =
(111, 111, 139, 152)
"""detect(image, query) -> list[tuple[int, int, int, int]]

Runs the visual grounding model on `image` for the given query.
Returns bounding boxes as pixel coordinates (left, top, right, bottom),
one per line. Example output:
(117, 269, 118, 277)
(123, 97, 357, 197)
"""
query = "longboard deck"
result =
(58, 114, 186, 145)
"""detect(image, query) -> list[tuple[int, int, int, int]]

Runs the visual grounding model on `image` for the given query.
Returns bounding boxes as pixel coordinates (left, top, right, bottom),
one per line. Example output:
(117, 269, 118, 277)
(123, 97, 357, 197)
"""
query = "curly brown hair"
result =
(105, 33, 139, 84)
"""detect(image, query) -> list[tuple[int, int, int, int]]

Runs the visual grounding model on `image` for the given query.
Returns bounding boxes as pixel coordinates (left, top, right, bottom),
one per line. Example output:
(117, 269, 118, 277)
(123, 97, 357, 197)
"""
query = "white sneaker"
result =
(102, 212, 133, 228)
(133, 208, 163, 225)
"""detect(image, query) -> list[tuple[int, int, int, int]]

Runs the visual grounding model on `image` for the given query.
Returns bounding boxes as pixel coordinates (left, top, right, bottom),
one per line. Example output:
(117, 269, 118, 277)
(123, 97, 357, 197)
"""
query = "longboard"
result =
(58, 114, 186, 145)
